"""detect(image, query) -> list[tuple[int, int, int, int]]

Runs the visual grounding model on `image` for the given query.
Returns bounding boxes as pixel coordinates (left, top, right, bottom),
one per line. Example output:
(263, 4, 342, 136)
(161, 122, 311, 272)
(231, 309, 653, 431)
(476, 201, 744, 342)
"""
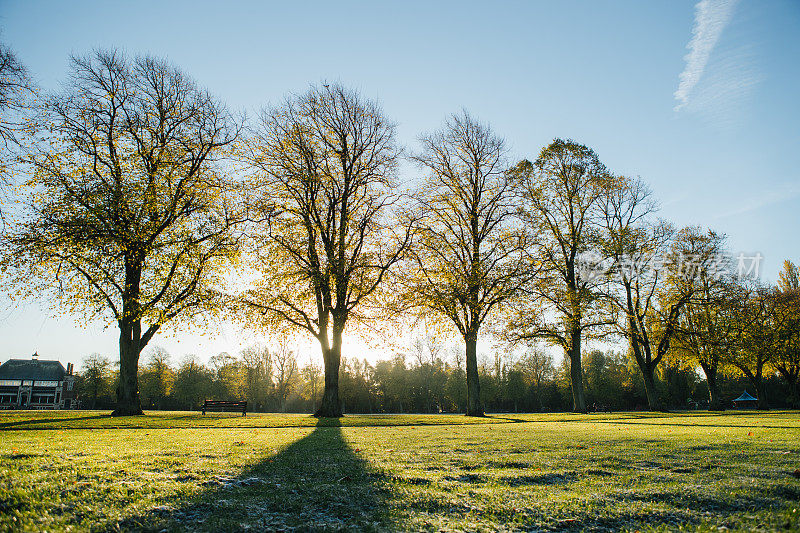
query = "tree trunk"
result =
(776, 366, 799, 407)
(464, 333, 483, 416)
(755, 380, 770, 410)
(112, 263, 145, 417)
(750, 366, 770, 410)
(113, 328, 143, 416)
(701, 363, 724, 411)
(641, 366, 664, 411)
(787, 376, 799, 408)
(536, 384, 544, 412)
(568, 327, 587, 413)
(315, 327, 343, 418)
(790, 379, 800, 408)
(628, 316, 665, 411)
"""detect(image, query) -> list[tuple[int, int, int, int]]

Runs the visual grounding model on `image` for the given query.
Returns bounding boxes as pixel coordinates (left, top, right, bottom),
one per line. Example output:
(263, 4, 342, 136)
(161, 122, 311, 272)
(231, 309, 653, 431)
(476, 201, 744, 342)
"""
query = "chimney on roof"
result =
(67, 362, 73, 376)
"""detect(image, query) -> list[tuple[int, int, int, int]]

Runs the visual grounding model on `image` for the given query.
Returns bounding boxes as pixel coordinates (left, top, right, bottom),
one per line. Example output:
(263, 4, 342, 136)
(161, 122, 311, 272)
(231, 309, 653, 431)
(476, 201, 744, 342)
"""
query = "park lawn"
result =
(0, 411, 798, 531)
(0, 410, 520, 431)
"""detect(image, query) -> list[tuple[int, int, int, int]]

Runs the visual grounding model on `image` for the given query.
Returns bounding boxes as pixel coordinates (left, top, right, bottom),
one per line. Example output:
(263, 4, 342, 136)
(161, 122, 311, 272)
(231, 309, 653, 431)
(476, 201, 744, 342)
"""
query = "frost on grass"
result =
(2, 412, 800, 531)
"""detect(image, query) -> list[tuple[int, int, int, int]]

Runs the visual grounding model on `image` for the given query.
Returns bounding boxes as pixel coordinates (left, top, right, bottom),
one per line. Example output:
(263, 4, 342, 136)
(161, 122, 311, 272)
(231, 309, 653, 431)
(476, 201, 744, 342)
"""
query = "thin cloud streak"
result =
(713, 183, 800, 220)
(674, 0, 739, 111)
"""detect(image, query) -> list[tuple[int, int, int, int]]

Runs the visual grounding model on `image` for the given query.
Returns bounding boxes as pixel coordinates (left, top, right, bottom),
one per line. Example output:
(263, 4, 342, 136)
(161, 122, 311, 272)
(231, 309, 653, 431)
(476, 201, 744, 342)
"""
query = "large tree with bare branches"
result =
(0, 40, 35, 223)
(2, 50, 242, 415)
(405, 111, 528, 417)
(599, 176, 682, 410)
(239, 83, 412, 418)
(0, 40, 33, 150)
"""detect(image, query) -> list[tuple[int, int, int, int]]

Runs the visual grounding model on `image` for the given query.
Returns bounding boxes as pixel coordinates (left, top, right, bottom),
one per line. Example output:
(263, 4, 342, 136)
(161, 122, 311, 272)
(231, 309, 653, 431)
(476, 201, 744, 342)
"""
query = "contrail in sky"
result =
(674, 0, 738, 111)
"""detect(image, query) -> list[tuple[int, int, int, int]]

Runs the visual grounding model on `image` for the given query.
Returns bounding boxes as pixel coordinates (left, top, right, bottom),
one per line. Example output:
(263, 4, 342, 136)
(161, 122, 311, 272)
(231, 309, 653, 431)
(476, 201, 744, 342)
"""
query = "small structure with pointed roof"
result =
(732, 390, 758, 409)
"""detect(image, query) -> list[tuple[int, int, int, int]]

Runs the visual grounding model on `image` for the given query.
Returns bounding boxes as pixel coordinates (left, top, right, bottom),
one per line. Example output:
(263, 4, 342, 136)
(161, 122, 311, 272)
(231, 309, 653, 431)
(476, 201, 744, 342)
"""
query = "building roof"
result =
(733, 391, 758, 402)
(0, 359, 67, 381)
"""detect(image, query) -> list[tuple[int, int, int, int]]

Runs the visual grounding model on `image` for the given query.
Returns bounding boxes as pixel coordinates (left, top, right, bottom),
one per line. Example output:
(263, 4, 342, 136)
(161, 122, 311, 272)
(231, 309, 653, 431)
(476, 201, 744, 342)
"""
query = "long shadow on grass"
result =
(485, 415, 530, 424)
(591, 419, 796, 429)
(0, 414, 110, 430)
(110, 419, 393, 532)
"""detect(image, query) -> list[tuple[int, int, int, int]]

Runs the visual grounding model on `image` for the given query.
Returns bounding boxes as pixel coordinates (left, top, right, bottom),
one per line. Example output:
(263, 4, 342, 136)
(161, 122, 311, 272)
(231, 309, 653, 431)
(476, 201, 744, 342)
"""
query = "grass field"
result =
(1, 411, 799, 531)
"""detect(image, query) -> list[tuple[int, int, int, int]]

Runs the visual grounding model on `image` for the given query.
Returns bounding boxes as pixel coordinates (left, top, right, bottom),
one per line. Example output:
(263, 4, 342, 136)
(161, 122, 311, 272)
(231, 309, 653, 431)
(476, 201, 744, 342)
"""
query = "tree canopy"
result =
(404, 111, 528, 416)
(238, 83, 413, 417)
(2, 50, 243, 415)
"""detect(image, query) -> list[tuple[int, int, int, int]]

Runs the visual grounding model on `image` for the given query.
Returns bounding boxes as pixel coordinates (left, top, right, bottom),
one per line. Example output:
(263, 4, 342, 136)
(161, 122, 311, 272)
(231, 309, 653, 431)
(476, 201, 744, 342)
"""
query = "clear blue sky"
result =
(1, 0, 798, 367)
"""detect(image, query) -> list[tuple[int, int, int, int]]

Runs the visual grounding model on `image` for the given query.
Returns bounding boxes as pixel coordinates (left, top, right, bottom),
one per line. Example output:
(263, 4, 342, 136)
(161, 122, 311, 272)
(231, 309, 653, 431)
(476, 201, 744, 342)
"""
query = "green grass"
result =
(0, 410, 518, 431)
(1, 411, 799, 531)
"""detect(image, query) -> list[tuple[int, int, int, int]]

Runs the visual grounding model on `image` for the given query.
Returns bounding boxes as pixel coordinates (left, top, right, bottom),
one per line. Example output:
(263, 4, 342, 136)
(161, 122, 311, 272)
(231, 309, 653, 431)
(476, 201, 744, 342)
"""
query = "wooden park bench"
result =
(200, 400, 247, 416)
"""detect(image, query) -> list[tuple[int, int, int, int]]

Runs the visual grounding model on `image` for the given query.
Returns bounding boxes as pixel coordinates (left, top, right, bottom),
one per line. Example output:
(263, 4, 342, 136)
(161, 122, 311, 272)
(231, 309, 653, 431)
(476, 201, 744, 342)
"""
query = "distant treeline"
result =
(76, 345, 795, 414)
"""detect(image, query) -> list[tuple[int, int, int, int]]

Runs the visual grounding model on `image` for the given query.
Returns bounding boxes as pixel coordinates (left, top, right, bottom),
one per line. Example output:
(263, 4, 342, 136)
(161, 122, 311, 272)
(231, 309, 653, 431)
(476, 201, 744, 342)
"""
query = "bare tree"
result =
(300, 360, 323, 409)
(2, 50, 242, 415)
(404, 111, 528, 416)
(0, 40, 35, 223)
(239, 83, 412, 417)
(600, 176, 684, 410)
(410, 325, 445, 367)
(240, 344, 272, 411)
(450, 345, 464, 372)
(508, 139, 613, 413)
(409, 324, 447, 413)
(0, 41, 33, 150)
(516, 346, 554, 411)
(271, 336, 298, 411)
